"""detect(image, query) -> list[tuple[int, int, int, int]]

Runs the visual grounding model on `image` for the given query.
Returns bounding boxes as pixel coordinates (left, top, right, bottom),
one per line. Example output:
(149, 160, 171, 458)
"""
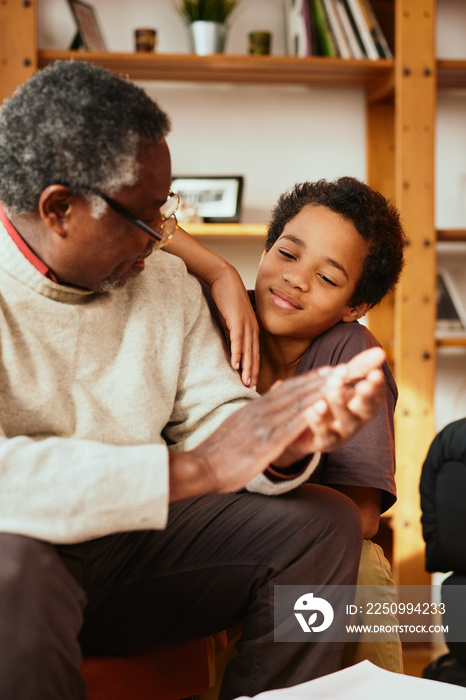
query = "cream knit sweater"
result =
(0, 221, 318, 544)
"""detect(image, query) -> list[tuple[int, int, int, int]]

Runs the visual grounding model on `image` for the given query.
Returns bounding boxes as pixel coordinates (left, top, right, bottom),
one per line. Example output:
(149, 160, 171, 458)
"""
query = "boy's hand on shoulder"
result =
(210, 263, 260, 391)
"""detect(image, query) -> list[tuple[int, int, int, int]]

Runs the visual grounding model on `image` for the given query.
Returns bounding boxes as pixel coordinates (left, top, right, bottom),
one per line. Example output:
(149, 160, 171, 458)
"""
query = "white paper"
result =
(234, 660, 466, 700)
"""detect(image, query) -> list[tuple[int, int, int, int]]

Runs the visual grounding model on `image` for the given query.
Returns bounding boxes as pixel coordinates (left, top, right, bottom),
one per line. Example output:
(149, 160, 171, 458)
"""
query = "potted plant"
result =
(175, 0, 240, 55)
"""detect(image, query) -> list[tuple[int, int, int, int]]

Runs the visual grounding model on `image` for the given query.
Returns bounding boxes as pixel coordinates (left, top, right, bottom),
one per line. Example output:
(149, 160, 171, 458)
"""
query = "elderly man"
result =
(0, 61, 385, 700)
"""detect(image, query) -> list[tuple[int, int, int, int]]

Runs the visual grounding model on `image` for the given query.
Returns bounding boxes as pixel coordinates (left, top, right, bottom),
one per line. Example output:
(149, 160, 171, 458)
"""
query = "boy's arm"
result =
(165, 226, 260, 389)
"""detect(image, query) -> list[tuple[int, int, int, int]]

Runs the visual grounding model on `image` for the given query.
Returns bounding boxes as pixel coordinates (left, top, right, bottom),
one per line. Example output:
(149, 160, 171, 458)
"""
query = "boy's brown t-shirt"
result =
(295, 319, 397, 513)
(203, 282, 397, 512)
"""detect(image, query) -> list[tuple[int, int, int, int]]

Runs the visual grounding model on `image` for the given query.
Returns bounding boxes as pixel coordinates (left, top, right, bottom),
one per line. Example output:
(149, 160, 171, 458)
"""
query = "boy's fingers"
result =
(322, 371, 385, 439)
(346, 370, 385, 418)
(228, 324, 260, 391)
(229, 332, 242, 372)
(343, 347, 385, 383)
(246, 326, 260, 391)
(239, 326, 252, 387)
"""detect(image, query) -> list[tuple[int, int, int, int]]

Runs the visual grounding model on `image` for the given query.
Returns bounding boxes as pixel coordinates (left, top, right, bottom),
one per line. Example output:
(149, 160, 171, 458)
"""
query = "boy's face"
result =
(255, 204, 370, 343)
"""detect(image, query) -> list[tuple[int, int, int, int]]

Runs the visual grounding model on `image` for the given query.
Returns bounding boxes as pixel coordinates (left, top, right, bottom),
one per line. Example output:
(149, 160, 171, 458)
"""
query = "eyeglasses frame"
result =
(57, 182, 179, 248)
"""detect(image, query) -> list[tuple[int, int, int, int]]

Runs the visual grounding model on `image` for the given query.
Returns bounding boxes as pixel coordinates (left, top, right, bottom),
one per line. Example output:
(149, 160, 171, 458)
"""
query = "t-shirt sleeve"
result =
(298, 322, 397, 513)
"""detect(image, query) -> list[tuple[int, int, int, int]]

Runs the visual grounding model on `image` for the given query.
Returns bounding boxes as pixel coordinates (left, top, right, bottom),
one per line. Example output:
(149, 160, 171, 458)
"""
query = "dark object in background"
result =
(248, 31, 271, 55)
(134, 28, 157, 52)
(420, 418, 466, 685)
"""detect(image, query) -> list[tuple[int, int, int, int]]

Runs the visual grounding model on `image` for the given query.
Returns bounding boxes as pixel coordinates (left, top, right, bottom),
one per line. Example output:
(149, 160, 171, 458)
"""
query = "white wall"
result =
(38, 0, 466, 427)
(37, 0, 365, 289)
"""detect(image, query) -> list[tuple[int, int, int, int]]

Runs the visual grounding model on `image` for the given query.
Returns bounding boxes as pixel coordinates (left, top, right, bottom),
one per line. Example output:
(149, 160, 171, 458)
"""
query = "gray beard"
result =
(97, 277, 124, 293)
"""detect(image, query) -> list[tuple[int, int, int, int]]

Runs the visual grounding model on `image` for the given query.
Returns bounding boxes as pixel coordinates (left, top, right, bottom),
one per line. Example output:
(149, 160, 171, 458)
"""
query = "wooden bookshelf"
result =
(383, 0, 435, 588)
(33, 54, 466, 99)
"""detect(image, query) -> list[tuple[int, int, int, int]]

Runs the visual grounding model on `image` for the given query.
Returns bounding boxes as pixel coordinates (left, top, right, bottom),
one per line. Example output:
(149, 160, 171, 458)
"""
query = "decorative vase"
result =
(189, 21, 227, 55)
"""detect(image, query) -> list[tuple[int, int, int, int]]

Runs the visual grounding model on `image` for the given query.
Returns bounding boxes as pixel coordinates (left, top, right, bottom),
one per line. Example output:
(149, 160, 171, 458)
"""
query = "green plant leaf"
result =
(175, 0, 239, 23)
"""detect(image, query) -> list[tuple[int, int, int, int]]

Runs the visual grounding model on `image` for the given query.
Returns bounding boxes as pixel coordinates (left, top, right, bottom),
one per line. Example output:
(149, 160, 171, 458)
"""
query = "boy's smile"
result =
(255, 204, 370, 347)
(270, 287, 303, 311)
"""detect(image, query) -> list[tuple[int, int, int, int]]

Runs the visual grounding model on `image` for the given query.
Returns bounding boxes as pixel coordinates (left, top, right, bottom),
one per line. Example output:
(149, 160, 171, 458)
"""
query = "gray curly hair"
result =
(0, 61, 171, 215)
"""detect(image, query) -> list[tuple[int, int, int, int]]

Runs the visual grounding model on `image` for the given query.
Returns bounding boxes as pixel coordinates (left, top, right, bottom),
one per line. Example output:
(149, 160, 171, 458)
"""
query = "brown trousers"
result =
(0, 485, 362, 700)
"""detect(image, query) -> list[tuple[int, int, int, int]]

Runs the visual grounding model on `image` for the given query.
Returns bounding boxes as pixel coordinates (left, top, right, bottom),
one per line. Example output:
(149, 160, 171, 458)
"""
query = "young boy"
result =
(167, 176, 407, 671)
(254, 178, 404, 519)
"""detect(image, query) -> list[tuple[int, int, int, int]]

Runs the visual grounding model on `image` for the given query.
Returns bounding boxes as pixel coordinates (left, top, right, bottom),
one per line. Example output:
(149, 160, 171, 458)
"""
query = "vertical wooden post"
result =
(0, 0, 37, 103)
(366, 99, 396, 366)
(392, 0, 436, 586)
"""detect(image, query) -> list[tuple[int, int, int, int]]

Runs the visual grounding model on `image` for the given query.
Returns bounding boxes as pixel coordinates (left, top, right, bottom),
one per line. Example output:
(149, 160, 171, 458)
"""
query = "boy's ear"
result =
(259, 249, 268, 265)
(341, 302, 372, 323)
(38, 185, 74, 238)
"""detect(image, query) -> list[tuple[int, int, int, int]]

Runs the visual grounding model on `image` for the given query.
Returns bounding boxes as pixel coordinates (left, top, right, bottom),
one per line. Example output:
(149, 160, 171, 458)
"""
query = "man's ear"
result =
(38, 185, 74, 238)
(341, 302, 372, 323)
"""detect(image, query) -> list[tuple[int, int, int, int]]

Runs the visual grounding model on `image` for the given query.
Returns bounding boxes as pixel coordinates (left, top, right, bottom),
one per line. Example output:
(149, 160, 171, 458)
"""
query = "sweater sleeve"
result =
(246, 453, 321, 495)
(0, 430, 171, 543)
(162, 272, 255, 450)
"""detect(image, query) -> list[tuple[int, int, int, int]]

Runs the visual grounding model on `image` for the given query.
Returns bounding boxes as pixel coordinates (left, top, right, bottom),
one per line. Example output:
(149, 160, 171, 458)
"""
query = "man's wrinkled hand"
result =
(184, 347, 386, 496)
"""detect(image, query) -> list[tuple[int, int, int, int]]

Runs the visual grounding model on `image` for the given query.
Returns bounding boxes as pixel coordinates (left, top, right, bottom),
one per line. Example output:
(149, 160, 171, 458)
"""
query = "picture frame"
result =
(171, 176, 244, 223)
(67, 0, 107, 51)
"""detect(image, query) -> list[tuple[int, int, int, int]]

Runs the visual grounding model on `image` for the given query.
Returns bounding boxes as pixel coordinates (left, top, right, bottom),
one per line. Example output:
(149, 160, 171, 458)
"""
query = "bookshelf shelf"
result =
(34, 53, 466, 94)
(437, 229, 466, 242)
(438, 60, 466, 90)
(436, 336, 466, 347)
(35, 55, 466, 97)
(37, 50, 394, 94)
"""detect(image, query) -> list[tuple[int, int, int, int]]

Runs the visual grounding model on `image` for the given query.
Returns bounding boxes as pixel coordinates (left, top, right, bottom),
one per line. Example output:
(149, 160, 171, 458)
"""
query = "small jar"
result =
(134, 28, 157, 52)
(248, 31, 271, 56)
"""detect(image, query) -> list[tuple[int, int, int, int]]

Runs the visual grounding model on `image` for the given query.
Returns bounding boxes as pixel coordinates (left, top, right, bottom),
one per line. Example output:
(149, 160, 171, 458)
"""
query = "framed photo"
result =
(67, 0, 107, 51)
(171, 176, 244, 223)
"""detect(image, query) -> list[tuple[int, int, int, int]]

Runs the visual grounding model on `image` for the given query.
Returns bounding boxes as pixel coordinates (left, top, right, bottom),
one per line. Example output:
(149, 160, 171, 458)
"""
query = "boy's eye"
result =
(318, 273, 337, 287)
(278, 249, 296, 260)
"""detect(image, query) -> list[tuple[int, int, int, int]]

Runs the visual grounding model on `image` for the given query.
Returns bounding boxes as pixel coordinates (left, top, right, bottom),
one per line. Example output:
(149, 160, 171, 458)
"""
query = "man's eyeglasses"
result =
(60, 183, 180, 249)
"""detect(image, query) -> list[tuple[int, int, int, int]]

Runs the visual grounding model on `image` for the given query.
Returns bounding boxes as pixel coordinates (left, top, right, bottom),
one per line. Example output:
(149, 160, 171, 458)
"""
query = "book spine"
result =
(334, 0, 364, 58)
(359, 0, 393, 58)
(322, 0, 352, 58)
(345, 0, 380, 59)
(302, 0, 315, 56)
(308, 0, 319, 56)
(340, 0, 367, 57)
(312, 0, 338, 57)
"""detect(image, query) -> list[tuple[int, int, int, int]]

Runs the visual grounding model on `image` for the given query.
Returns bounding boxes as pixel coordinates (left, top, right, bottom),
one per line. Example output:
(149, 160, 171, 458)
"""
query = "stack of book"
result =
(284, 0, 393, 59)
(436, 270, 466, 338)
